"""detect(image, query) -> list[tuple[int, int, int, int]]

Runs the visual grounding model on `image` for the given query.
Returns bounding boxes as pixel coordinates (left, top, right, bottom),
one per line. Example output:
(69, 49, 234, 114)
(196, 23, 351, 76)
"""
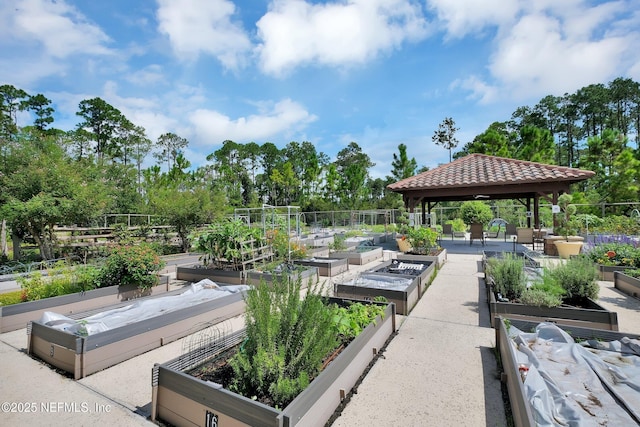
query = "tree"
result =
(0, 129, 108, 259)
(154, 132, 189, 171)
(390, 143, 417, 181)
(516, 125, 555, 163)
(0, 84, 29, 138)
(334, 142, 374, 209)
(25, 93, 54, 131)
(432, 117, 459, 162)
(75, 97, 124, 163)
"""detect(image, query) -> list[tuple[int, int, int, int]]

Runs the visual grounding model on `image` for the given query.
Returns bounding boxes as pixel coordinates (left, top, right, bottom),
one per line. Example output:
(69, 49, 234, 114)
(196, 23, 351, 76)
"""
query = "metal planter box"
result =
(396, 248, 447, 268)
(151, 300, 396, 427)
(27, 286, 247, 379)
(245, 266, 319, 288)
(613, 271, 640, 298)
(176, 265, 245, 285)
(330, 246, 383, 265)
(0, 276, 170, 333)
(334, 273, 419, 315)
(486, 281, 619, 330)
(368, 259, 436, 297)
(496, 317, 640, 427)
(293, 257, 349, 277)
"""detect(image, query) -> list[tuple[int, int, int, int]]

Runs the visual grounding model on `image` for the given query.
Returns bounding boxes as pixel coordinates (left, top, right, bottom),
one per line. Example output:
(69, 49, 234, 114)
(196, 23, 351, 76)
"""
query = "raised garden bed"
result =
(368, 259, 435, 297)
(613, 270, 640, 298)
(27, 281, 247, 379)
(293, 257, 349, 277)
(596, 264, 635, 281)
(245, 264, 319, 288)
(334, 273, 419, 315)
(486, 280, 618, 330)
(330, 246, 383, 265)
(176, 265, 245, 285)
(151, 298, 396, 427)
(396, 248, 447, 268)
(0, 275, 170, 333)
(305, 246, 330, 258)
(496, 317, 640, 427)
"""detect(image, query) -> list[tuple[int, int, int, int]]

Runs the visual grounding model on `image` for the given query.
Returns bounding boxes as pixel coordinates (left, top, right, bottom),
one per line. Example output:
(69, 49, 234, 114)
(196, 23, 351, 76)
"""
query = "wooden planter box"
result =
(613, 271, 640, 298)
(27, 286, 247, 379)
(495, 317, 640, 427)
(293, 257, 349, 277)
(396, 248, 447, 268)
(486, 280, 618, 330)
(245, 266, 319, 288)
(334, 273, 419, 315)
(330, 246, 383, 265)
(597, 264, 635, 281)
(151, 299, 396, 427)
(0, 275, 170, 333)
(176, 265, 245, 285)
(367, 259, 436, 297)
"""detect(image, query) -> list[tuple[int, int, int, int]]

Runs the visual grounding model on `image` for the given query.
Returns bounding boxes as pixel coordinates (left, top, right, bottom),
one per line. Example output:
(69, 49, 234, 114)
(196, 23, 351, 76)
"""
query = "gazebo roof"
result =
(387, 153, 595, 202)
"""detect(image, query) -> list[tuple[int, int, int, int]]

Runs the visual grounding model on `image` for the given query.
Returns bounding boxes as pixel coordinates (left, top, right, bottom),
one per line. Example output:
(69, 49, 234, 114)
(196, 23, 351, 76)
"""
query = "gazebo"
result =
(387, 153, 595, 230)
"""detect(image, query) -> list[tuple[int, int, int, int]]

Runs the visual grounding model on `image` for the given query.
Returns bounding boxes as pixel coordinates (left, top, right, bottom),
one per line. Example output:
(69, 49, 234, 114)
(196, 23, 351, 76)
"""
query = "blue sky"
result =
(2, 0, 640, 179)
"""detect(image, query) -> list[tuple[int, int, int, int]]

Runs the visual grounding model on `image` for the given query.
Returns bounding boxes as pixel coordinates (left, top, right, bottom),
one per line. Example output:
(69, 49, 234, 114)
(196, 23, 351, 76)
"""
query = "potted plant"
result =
(459, 201, 493, 229)
(553, 194, 585, 259)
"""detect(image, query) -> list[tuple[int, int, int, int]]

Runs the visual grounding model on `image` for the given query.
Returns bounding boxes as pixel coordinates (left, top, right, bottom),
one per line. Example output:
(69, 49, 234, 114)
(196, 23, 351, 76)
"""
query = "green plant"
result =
(191, 219, 265, 270)
(18, 261, 101, 301)
(459, 201, 493, 226)
(0, 290, 23, 306)
(228, 275, 339, 408)
(448, 218, 467, 232)
(329, 234, 347, 251)
(547, 256, 599, 300)
(519, 289, 563, 307)
(332, 301, 386, 342)
(486, 253, 526, 300)
(96, 244, 164, 290)
(405, 226, 438, 254)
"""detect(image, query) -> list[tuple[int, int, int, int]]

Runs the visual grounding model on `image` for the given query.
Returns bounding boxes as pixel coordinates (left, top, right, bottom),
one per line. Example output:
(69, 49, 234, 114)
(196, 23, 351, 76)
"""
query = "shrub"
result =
(520, 289, 563, 307)
(448, 218, 467, 232)
(0, 290, 23, 306)
(406, 226, 438, 253)
(18, 261, 101, 302)
(229, 276, 338, 407)
(459, 201, 493, 226)
(97, 244, 164, 290)
(548, 256, 599, 300)
(486, 253, 526, 300)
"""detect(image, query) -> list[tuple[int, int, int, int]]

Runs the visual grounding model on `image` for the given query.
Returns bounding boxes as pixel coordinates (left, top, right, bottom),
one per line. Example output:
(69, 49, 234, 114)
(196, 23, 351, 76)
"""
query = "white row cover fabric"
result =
(39, 279, 249, 336)
(343, 274, 413, 291)
(508, 322, 640, 426)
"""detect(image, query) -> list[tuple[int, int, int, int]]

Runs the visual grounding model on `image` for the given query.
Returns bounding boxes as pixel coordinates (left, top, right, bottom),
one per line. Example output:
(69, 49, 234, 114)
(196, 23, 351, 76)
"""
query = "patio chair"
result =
(469, 223, 485, 246)
(504, 223, 517, 242)
(484, 223, 503, 240)
(442, 223, 454, 240)
(516, 227, 535, 250)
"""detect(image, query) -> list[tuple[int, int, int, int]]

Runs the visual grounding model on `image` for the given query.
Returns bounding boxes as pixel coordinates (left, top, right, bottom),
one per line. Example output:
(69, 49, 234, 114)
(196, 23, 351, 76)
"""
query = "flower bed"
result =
(245, 264, 319, 288)
(151, 298, 396, 427)
(334, 273, 418, 315)
(583, 234, 640, 280)
(496, 317, 640, 427)
(27, 280, 247, 379)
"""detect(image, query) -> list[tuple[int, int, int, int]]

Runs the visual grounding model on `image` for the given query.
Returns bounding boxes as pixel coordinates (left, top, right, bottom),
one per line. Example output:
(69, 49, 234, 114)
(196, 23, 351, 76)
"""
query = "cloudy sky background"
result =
(2, 0, 639, 178)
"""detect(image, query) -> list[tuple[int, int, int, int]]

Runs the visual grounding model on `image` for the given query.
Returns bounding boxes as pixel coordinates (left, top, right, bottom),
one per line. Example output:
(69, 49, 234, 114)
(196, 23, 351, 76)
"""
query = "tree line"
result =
(2, 77, 640, 259)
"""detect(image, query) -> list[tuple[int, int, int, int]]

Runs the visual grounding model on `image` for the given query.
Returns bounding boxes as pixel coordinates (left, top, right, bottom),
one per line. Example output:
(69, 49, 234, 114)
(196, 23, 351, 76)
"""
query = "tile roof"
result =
(387, 153, 595, 191)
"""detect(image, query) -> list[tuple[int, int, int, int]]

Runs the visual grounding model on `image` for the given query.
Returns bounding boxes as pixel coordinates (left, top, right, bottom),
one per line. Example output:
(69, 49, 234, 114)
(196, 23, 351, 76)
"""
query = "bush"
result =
(519, 273, 565, 307)
(448, 218, 467, 232)
(229, 276, 338, 407)
(97, 244, 164, 290)
(406, 226, 438, 253)
(486, 253, 526, 300)
(459, 201, 493, 226)
(18, 261, 101, 302)
(548, 256, 599, 300)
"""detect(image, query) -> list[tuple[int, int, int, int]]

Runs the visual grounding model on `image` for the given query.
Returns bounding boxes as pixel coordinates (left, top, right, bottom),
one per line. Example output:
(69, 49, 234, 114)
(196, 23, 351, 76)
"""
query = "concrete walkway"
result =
(332, 252, 507, 427)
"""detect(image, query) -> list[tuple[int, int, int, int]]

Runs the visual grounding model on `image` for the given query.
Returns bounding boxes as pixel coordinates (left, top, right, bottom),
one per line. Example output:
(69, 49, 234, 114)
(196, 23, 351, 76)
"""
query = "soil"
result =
(372, 260, 430, 277)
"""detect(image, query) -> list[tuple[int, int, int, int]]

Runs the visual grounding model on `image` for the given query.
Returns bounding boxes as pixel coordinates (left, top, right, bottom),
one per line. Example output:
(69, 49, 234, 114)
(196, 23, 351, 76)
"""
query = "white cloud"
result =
(256, 0, 430, 76)
(125, 65, 167, 86)
(156, 0, 251, 69)
(2, 0, 112, 58)
(189, 99, 317, 147)
(426, 0, 521, 39)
